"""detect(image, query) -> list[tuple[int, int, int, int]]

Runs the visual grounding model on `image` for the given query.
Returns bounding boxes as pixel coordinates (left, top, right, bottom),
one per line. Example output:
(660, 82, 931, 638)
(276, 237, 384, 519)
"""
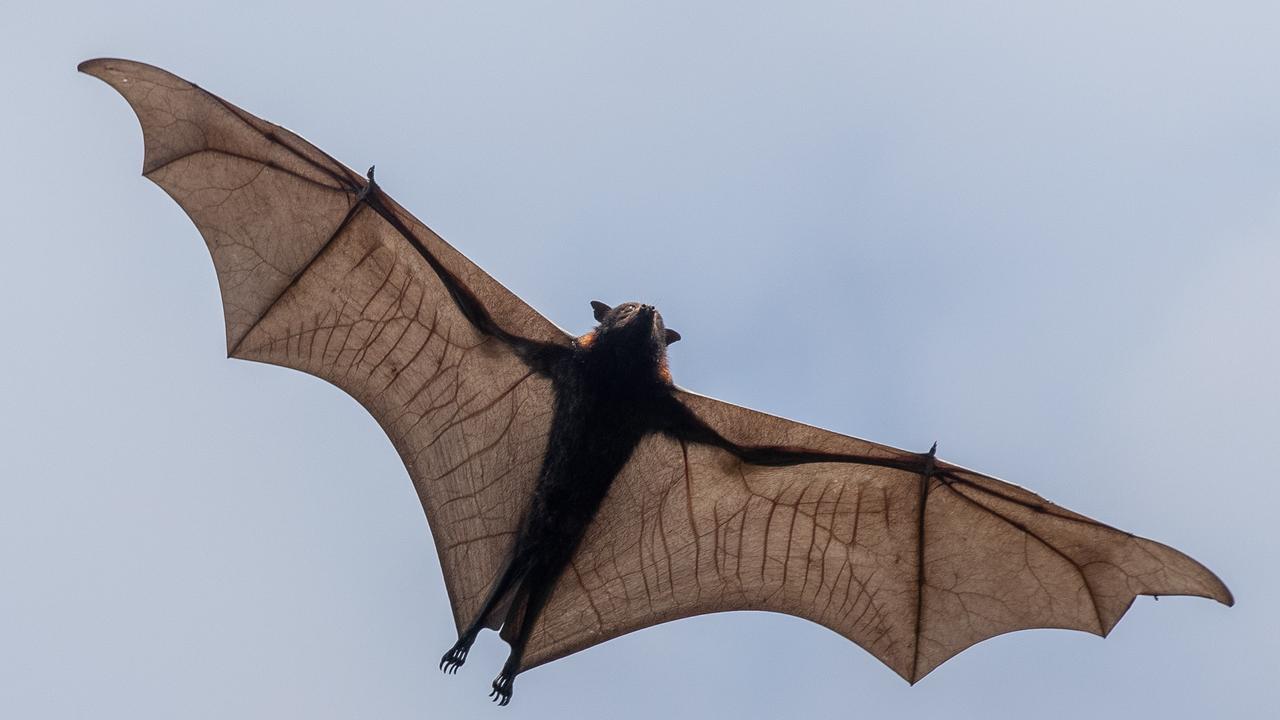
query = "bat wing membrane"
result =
(81, 58, 570, 635)
(83, 58, 1231, 683)
(524, 389, 1233, 681)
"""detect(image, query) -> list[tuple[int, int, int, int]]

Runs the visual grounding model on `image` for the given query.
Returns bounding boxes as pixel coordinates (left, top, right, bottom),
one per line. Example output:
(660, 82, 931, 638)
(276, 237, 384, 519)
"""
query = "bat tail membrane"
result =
(485, 588, 516, 631)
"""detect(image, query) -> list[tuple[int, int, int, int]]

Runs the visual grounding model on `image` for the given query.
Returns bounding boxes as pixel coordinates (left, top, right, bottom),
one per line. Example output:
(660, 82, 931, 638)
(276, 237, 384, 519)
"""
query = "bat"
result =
(80, 58, 1233, 706)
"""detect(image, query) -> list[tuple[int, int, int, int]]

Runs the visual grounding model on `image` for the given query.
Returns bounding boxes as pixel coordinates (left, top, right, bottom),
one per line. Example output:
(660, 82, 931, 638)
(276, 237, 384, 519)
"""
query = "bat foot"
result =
(439, 640, 472, 674)
(490, 671, 515, 706)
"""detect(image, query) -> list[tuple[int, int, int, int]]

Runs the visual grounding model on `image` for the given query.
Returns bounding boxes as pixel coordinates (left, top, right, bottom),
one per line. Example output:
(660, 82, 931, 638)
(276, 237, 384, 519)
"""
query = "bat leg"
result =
(490, 568, 556, 706)
(440, 553, 529, 674)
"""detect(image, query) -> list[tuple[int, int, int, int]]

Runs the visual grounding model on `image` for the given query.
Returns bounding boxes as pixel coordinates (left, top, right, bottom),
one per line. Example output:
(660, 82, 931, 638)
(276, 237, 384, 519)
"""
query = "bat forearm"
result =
(358, 171, 568, 375)
(731, 443, 933, 474)
(664, 395, 936, 475)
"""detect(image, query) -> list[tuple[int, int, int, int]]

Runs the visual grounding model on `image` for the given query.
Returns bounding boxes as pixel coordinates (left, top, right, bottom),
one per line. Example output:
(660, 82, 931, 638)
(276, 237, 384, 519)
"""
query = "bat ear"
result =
(591, 300, 612, 322)
(665, 328, 682, 345)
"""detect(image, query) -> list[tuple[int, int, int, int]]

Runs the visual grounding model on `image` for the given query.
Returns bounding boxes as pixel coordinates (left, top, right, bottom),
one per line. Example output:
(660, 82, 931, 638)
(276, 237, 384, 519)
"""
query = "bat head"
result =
(580, 301, 680, 383)
(590, 301, 680, 345)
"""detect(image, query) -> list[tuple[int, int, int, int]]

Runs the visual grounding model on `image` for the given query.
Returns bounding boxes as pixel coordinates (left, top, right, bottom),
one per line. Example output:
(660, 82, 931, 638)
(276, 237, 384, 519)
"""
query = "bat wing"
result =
(81, 59, 571, 634)
(523, 389, 1232, 681)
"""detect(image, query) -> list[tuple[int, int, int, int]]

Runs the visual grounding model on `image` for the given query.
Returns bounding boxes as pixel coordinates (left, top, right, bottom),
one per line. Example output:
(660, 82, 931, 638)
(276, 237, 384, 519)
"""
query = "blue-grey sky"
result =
(3, 2, 1275, 717)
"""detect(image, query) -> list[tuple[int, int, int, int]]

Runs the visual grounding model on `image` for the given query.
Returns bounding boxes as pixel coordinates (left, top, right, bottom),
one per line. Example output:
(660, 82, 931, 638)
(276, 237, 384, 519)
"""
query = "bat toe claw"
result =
(490, 672, 515, 706)
(439, 643, 471, 674)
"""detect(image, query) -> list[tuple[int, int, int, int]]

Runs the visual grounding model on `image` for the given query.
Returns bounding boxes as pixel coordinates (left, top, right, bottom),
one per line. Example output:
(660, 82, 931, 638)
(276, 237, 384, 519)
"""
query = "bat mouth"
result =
(636, 306, 664, 337)
(611, 304, 665, 348)
(615, 303, 656, 328)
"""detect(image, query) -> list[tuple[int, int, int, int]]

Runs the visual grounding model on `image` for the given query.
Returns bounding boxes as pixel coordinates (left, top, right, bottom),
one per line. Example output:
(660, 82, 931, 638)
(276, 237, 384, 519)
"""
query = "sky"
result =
(2, 2, 1276, 717)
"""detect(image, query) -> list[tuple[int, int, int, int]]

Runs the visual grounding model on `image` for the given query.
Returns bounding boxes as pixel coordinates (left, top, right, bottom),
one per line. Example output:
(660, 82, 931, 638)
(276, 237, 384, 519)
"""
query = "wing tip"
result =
(78, 57, 136, 79)
(78, 58, 182, 90)
(1197, 564, 1235, 608)
(1161, 541, 1236, 609)
(77, 57, 118, 75)
(1209, 567, 1236, 607)
(1146, 587, 1234, 609)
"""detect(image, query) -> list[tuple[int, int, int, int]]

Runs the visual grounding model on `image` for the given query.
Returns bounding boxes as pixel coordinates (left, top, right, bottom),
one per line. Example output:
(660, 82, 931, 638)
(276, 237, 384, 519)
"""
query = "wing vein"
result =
(229, 200, 366, 357)
(145, 147, 354, 193)
(205, 92, 361, 190)
(940, 478, 1106, 635)
(909, 474, 930, 682)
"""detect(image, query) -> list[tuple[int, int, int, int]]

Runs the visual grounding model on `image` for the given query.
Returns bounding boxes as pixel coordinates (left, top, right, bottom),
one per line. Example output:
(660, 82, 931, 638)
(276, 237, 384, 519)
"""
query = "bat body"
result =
(82, 58, 1233, 706)
(437, 301, 682, 701)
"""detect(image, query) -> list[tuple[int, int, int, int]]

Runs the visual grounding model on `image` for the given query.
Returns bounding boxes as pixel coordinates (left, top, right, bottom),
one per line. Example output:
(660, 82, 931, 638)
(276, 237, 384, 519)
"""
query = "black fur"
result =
(442, 302, 677, 704)
(436, 300, 932, 705)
